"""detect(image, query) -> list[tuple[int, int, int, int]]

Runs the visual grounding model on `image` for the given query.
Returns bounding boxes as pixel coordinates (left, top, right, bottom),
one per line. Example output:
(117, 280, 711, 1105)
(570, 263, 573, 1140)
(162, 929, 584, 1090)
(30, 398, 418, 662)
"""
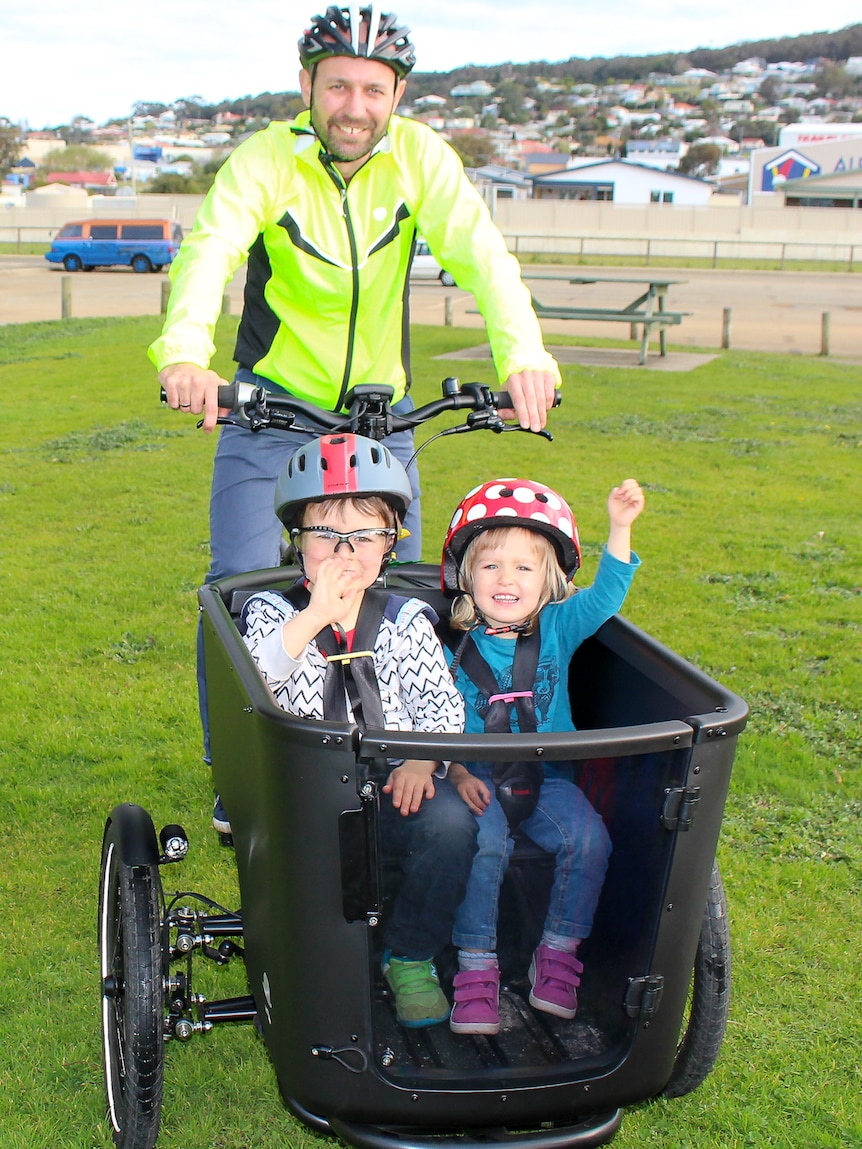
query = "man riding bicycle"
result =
(149, 4, 562, 824)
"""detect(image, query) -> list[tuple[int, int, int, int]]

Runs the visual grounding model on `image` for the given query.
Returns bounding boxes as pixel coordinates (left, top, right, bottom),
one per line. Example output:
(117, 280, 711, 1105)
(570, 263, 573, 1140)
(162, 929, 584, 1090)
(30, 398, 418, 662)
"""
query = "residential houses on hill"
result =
(6, 50, 862, 209)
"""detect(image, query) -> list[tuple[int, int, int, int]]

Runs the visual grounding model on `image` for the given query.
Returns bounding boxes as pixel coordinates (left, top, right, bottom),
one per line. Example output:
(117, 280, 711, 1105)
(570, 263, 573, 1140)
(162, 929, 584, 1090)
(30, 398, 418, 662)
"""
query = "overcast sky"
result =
(4, 2, 860, 129)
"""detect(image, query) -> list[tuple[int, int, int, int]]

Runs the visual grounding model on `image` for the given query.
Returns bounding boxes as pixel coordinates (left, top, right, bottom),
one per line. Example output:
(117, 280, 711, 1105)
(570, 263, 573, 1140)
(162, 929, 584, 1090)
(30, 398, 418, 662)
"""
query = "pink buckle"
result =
(487, 690, 533, 705)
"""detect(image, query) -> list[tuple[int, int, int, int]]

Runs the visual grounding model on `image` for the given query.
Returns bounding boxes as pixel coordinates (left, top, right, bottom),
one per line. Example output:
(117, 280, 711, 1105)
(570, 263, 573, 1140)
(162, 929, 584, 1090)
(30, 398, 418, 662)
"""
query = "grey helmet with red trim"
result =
(275, 433, 413, 528)
(441, 478, 581, 594)
(299, 5, 416, 78)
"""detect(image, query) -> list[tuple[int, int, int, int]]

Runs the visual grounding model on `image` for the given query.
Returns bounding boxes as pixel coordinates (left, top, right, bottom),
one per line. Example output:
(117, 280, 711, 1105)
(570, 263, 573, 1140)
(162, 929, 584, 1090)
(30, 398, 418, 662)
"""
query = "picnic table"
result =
(522, 273, 690, 365)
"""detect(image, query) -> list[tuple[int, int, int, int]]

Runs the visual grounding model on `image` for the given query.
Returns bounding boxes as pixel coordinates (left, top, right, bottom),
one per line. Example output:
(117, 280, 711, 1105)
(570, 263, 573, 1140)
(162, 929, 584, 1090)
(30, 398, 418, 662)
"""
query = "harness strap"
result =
(449, 628, 541, 736)
(442, 623, 544, 829)
(281, 582, 396, 730)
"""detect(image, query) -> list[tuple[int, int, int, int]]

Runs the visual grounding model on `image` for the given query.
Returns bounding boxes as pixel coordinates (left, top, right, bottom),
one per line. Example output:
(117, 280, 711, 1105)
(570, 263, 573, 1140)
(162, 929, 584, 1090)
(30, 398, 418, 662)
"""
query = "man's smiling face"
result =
(301, 55, 406, 177)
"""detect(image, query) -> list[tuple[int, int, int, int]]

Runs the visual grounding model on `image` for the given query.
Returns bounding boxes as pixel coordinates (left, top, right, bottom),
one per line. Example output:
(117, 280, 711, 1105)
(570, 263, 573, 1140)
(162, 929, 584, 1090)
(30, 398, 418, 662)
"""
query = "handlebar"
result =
(161, 378, 561, 445)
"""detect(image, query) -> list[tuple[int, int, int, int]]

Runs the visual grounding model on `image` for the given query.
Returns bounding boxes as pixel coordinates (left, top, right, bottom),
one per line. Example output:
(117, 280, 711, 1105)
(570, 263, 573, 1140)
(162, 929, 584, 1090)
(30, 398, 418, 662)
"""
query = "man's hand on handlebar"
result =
(498, 369, 560, 432)
(159, 362, 232, 434)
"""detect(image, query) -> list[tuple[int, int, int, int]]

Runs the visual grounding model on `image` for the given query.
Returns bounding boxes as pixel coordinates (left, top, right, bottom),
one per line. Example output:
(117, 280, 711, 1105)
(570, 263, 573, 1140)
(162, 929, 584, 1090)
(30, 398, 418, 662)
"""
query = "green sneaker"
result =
(382, 952, 451, 1028)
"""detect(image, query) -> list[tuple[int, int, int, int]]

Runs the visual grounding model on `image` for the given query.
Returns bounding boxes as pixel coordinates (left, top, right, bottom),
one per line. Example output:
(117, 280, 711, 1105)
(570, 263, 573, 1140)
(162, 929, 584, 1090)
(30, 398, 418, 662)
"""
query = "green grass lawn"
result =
(0, 316, 859, 1149)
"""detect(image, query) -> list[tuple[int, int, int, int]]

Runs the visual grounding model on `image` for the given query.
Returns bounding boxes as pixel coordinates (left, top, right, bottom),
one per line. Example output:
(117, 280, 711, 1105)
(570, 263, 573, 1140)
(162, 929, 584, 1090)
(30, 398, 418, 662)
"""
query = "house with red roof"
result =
(45, 171, 117, 191)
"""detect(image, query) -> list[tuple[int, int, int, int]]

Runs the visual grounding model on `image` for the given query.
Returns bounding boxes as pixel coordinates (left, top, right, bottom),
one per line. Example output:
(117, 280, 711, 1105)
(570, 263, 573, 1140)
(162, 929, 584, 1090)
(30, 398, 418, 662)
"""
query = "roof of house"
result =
(531, 158, 712, 186)
(45, 171, 116, 186)
(783, 168, 862, 197)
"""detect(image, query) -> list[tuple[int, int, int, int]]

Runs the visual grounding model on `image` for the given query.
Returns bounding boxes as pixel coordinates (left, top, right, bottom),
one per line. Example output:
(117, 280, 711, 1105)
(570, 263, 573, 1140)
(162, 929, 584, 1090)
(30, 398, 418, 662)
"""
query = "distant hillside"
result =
(140, 22, 862, 124)
(404, 21, 862, 95)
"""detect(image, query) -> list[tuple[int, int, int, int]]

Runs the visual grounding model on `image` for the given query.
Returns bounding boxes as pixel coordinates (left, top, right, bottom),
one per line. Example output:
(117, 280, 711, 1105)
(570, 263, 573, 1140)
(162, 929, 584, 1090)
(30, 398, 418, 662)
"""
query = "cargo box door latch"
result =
(661, 785, 701, 831)
(624, 974, 665, 1019)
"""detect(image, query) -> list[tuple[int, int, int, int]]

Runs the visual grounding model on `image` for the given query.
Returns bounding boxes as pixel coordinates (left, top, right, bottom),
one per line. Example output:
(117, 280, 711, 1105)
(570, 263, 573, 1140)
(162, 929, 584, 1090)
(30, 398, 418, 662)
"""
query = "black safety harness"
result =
(443, 625, 544, 828)
(281, 582, 404, 732)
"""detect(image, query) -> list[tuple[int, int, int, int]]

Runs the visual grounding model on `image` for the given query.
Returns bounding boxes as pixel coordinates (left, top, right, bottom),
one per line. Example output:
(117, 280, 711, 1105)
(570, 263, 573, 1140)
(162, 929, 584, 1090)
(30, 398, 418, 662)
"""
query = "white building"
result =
(625, 138, 687, 171)
(749, 132, 862, 200)
(778, 121, 862, 148)
(449, 80, 495, 98)
(531, 159, 713, 205)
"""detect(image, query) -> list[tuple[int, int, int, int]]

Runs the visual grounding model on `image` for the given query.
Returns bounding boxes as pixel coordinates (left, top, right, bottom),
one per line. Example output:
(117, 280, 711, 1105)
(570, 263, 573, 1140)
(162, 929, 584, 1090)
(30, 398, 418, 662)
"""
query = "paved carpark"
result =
(1, 256, 860, 361)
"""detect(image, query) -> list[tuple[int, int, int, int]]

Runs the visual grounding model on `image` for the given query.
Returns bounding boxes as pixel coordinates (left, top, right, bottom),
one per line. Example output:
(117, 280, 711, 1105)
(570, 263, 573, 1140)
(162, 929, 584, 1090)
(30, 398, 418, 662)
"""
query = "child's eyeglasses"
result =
(290, 526, 396, 553)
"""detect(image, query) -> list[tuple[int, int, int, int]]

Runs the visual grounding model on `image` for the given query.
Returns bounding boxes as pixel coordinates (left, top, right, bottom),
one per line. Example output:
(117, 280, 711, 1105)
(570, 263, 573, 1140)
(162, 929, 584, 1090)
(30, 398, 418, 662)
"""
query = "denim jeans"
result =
(452, 764, 612, 952)
(197, 369, 422, 760)
(379, 777, 478, 961)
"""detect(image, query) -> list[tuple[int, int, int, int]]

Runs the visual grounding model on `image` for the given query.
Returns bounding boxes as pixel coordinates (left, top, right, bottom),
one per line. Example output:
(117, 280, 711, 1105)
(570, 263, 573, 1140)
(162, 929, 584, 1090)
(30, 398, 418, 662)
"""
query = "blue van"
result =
(45, 218, 183, 273)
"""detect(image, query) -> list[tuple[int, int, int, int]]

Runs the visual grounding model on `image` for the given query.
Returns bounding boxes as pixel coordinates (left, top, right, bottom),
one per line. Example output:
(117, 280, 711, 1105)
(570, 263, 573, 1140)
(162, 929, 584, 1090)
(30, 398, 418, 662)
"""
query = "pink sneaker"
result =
(528, 944, 583, 1019)
(450, 967, 501, 1035)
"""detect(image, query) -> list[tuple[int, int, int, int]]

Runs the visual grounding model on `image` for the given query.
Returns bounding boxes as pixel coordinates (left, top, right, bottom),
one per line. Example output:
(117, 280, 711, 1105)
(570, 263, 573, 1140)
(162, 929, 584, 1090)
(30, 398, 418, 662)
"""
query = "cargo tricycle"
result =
(99, 380, 747, 1149)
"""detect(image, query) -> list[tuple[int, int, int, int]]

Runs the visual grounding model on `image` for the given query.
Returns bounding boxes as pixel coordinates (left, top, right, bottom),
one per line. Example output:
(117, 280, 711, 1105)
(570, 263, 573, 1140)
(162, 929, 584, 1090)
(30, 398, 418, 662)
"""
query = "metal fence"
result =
(4, 222, 861, 271)
(504, 232, 862, 270)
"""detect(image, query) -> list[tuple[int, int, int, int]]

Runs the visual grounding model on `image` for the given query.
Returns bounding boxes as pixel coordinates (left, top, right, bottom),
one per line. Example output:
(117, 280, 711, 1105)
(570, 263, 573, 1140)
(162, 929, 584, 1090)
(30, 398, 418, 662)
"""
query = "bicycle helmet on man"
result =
(299, 4, 416, 77)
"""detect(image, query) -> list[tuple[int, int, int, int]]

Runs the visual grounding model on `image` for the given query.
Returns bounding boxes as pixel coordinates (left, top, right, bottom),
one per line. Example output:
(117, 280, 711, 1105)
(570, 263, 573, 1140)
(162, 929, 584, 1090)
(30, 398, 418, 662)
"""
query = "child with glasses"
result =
(240, 434, 474, 1030)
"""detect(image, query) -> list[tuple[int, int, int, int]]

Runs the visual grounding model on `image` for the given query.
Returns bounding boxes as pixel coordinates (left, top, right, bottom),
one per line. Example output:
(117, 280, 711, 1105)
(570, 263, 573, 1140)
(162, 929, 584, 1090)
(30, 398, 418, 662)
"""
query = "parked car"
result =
(410, 238, 456, 286)
(45, 218, 183, 273)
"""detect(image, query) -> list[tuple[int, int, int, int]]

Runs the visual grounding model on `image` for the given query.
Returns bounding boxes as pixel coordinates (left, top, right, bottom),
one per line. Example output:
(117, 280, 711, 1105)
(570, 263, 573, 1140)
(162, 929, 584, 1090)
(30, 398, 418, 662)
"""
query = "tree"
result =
(0, 117, 23, 178)
(447, 131, 498, 168)
(678, 142, 721, 178)
(39, 144, 112, 171)
(147, 157, 226, 194)
(756, 75, 783, 107)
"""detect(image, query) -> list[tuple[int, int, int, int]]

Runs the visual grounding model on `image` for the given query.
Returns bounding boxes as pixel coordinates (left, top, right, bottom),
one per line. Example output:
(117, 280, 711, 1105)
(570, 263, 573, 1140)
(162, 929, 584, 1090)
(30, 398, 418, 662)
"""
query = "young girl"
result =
(241, 434, 474, 1030)
(441, 477, 644, 1035)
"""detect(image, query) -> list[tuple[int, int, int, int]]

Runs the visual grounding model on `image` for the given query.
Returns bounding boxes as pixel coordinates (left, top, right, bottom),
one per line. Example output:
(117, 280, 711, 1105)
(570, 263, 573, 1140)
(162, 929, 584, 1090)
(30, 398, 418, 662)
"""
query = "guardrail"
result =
(504, 232, 861, 270)
(0, 225, 79, 249)
(5, 224, 860, 270)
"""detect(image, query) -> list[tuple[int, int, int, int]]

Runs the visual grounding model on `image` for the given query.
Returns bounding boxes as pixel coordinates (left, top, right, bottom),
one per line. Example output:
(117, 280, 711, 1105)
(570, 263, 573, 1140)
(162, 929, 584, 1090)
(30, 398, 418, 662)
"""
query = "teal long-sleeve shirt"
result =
(449, 547, 640, 774)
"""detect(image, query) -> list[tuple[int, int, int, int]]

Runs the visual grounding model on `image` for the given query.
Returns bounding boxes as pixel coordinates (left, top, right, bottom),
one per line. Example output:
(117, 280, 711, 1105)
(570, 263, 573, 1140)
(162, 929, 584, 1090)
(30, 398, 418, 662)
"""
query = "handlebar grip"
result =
(217, 382, 241, 410)
(158, 383, 252, 410)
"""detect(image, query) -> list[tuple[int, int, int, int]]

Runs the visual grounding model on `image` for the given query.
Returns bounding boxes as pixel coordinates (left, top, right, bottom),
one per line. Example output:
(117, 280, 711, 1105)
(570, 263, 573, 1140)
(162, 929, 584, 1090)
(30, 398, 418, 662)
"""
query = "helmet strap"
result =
(483, 622, 531, 636)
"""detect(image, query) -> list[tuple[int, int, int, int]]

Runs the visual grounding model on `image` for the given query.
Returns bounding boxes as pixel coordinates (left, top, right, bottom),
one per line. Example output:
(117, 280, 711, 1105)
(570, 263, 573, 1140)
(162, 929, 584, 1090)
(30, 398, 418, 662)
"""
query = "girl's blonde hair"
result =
(449, 526, 574, 633)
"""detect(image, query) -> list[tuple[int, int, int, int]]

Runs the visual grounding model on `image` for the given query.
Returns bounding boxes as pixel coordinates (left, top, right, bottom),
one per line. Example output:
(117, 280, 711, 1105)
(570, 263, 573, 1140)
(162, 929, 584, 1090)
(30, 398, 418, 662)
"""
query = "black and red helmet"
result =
(275, 433, 413, 528)
(441, 478, 581, 593)
(299, 5, 416, 78)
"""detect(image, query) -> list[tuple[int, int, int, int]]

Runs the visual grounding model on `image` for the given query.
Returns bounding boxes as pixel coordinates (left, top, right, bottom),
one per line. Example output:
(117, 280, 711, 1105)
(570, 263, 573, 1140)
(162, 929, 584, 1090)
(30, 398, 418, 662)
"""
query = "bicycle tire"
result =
(98, 821, 165, 1149)
(661, 859, 731, 1098)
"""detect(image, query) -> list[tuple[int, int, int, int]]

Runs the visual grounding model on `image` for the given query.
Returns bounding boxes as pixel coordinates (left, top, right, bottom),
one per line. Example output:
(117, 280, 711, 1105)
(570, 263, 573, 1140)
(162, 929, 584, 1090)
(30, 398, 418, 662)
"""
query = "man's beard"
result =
(310, 109, 388, 163)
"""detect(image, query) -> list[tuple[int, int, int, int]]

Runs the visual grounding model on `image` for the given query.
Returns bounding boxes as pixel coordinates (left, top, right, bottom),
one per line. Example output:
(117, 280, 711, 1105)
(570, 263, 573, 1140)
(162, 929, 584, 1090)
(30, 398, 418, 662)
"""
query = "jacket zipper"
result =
(320, 156, 360, 411)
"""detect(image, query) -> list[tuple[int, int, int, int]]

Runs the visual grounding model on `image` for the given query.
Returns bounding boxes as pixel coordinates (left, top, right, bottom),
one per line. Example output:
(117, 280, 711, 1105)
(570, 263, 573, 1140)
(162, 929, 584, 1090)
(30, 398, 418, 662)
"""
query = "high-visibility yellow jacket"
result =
(149, 111, 559, 411)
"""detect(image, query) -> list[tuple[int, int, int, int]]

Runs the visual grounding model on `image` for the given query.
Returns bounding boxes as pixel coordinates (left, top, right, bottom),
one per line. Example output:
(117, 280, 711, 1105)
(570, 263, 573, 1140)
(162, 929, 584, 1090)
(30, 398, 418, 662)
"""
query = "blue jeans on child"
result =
(452, 765, 612, 953)
(197, 369, 422, 761)
(379, 777, 478, 960)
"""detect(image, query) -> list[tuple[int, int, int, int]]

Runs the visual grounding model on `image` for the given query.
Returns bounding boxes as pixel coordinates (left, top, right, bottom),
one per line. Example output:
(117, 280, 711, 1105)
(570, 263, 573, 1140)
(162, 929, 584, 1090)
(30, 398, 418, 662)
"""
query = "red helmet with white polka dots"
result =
(441, 478, 581, 593)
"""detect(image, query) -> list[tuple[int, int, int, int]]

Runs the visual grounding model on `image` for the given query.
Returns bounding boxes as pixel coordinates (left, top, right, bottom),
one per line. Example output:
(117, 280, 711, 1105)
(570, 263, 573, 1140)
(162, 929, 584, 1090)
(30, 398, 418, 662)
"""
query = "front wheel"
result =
(99, 815, 165, 1149)
(439, 270, 456, 287)
(131, 254, 152, 274)
(661, 859, 730, 1098)
(63, 254, 82, 271)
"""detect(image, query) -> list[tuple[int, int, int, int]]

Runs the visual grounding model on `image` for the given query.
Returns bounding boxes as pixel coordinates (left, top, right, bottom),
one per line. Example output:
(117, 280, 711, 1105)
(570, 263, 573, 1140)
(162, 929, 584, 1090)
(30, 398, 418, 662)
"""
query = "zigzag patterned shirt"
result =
(241, 590, 465, 735)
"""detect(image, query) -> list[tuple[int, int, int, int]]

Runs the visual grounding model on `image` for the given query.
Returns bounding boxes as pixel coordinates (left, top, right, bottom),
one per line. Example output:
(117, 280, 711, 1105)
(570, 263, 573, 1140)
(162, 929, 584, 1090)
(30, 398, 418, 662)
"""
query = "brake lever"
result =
(463, 411, 553, 441)
(508, 425, 554, 441)
(201, 412, 277, 431)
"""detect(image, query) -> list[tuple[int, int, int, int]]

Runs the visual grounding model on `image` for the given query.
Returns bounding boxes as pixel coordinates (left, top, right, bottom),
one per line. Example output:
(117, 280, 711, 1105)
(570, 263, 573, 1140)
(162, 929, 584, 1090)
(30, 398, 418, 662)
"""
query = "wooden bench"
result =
(466, 273, 691, 365)
(529, 296, 691, 364)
